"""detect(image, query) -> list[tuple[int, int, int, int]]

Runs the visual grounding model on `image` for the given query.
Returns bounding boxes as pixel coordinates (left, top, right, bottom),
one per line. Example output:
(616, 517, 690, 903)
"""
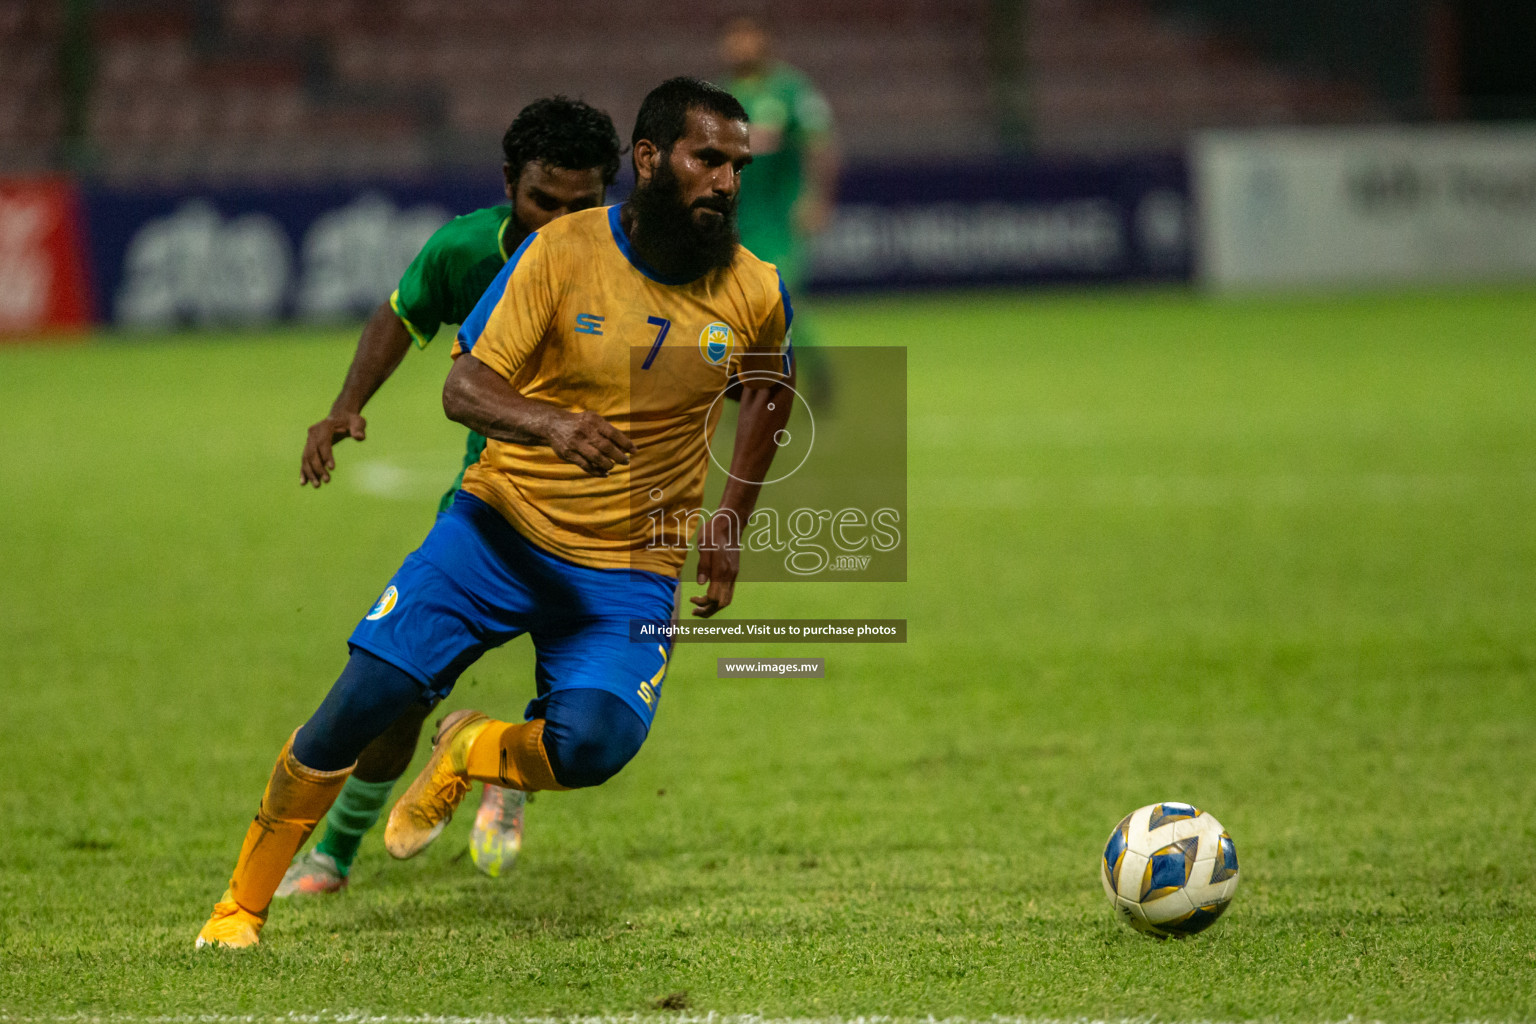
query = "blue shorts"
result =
(349, 492, 677, 729)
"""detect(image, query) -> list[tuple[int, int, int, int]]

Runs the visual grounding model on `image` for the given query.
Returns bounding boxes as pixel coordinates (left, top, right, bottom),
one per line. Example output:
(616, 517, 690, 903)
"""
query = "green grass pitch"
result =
(2, 288, 1534, 1019)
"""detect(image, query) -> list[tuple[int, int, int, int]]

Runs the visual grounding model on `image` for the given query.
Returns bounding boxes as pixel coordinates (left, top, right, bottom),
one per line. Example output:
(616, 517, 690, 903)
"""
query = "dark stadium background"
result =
(4, 0, 1536, 326)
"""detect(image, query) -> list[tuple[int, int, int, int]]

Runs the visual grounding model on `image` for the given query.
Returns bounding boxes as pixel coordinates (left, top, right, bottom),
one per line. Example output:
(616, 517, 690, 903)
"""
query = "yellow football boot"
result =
(384, 709, 490, 859)
(195, 891, 265, 949)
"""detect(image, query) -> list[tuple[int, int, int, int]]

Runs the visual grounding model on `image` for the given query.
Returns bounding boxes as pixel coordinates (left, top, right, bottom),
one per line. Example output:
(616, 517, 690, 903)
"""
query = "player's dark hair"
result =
(502, 96, 622, 186)
(631, 76, 748, 156)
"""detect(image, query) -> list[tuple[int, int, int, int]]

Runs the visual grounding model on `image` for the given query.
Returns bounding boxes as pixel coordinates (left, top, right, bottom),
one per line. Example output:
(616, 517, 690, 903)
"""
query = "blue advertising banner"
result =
(81, 179, 504, 328)
(78, 155, 1190, 327)
(809, 155, 1192, 290)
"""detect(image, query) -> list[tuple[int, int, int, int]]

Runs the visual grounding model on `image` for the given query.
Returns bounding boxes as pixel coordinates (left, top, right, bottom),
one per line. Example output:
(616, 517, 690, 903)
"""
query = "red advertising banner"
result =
(0, 177, 93, 337)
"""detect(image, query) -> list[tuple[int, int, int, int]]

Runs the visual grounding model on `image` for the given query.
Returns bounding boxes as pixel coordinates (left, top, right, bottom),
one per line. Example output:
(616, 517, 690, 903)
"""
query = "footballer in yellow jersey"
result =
(452, 201, 791, 575)
(197, 78, 794, 948)
(280, 99, 624, 898)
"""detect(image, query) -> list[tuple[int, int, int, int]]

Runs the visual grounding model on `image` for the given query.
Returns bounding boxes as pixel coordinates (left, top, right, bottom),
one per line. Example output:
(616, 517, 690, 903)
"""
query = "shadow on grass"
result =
(329, 853, 638, 941)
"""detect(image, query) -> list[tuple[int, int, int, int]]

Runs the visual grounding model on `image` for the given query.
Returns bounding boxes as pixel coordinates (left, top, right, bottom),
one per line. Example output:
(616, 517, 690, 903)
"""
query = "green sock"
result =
(314, 776, 397, 873)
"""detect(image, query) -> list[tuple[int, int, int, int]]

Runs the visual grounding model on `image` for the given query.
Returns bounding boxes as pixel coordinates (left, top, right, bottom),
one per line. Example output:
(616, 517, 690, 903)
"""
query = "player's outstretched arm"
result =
(443, 353, 635, 477)
(301, 301, 414, 488)
(794, 134, 840, 236)
(692, 370, 795, 618)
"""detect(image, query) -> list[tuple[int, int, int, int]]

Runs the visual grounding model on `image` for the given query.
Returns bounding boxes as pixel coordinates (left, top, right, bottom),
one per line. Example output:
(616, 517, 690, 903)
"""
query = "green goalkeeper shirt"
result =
(728, 63, 833, 279)
(387, 203, 517, 510)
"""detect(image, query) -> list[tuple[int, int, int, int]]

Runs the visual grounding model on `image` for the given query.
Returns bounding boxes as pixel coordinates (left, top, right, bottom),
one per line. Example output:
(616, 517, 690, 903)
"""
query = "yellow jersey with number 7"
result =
(452, 204, 792, 576)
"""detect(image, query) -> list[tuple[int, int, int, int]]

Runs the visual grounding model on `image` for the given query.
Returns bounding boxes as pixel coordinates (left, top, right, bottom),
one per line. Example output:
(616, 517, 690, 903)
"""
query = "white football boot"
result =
(275, 848, 348, 897)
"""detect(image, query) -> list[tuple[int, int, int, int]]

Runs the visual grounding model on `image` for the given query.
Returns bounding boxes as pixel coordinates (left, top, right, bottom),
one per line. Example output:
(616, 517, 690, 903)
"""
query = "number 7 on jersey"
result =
(641, 316, 671, 370)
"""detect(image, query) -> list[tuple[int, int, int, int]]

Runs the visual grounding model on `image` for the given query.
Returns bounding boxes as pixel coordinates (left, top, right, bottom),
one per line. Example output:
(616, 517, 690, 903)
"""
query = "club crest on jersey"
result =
(366, 585, 398, 620)
(699, 322, 734, 365)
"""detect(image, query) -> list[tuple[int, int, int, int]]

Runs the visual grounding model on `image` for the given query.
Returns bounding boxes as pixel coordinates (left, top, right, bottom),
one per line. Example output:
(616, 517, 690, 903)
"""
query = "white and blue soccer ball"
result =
(1101, 801, 1239, 937)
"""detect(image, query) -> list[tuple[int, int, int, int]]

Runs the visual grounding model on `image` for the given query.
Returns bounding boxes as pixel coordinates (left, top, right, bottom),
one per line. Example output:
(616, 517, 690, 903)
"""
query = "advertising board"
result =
(81, 180, 500, 329)
(1195, 126, 1536, 289)
(813, 156, 1192, 290)
(77, 156, 1194, 331)
(0, 177, 93, 337)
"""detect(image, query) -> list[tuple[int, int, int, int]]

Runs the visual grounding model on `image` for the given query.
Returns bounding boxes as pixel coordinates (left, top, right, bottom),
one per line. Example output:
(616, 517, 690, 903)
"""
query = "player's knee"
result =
(293, 649, 428, 772)
(353, 703, 430, 782)
(539, 688, 648, 789)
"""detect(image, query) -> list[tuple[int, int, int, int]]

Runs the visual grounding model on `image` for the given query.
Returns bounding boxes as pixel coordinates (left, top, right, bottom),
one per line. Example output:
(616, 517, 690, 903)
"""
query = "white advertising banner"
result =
(1194, 126, 1536, 288)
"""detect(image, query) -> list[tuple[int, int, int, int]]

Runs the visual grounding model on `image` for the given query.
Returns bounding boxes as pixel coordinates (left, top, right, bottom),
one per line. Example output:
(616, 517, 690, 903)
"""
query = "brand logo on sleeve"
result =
(575, 313, 605, 335)
(366, 585, 399, 620)
(698, 321, 734, 365)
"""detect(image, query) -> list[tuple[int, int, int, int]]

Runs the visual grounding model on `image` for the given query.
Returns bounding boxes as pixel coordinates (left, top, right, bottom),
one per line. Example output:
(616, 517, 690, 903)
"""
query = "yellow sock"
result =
(227, 734, 352, 917)
(465, 719, 568, 792)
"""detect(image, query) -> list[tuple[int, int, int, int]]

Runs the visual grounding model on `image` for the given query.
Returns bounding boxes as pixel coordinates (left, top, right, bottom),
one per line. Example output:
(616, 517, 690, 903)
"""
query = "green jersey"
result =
(388, 203, 518, 510)
(390, 204, 517, 347)
(728, 63, 832, 283)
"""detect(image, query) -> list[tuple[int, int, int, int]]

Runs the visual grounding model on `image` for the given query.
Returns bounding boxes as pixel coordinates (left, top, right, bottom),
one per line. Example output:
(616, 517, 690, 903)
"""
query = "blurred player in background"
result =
(196, 77, 794, 949)
(721, 14, 838, 394)
(285, 97, 622, 895)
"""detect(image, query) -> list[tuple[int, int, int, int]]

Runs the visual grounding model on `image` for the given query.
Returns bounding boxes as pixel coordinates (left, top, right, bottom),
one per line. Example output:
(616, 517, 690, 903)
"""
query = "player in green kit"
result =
(722, 14, 838, 379)
(285, 96, 622, 895)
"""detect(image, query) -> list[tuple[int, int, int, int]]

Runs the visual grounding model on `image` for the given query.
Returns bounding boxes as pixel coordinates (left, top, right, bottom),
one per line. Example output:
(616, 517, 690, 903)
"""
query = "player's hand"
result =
(546, 409, 636, 477)
(690, 510, 740, 618)
(301, 412, 366, 488)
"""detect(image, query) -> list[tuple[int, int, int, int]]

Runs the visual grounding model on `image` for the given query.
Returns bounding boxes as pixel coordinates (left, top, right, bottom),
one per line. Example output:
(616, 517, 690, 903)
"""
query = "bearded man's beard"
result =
(629, 158, 740, 280)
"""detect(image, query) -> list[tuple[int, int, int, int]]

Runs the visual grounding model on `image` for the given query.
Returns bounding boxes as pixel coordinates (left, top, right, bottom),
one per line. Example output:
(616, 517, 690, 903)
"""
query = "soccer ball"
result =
(1101, 801, 1239, 937)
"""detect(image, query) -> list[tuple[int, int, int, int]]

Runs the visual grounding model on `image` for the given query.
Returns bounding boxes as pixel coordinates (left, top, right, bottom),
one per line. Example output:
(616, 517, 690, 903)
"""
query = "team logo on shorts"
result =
(366, 585, 398, 620)
(699, 322, 734, 365)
